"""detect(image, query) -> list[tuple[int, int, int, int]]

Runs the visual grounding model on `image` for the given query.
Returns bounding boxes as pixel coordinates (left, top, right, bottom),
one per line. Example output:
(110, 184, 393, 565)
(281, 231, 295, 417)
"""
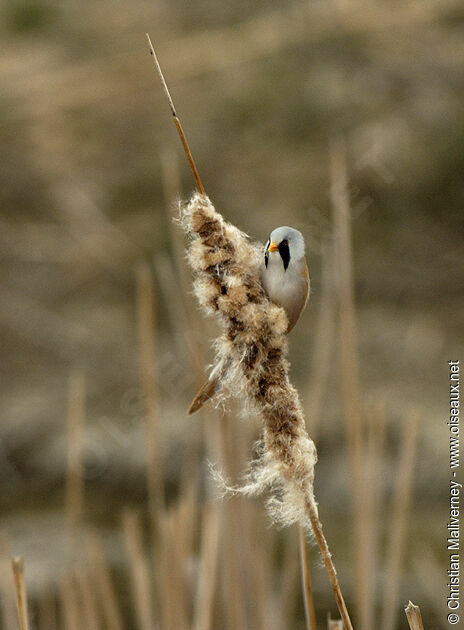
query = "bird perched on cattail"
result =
(188, 226, 309, 414)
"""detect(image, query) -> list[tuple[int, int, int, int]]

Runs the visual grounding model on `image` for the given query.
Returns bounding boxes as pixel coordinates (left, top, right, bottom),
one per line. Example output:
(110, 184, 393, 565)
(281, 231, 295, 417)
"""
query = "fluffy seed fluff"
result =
(180, 193, 318, 529)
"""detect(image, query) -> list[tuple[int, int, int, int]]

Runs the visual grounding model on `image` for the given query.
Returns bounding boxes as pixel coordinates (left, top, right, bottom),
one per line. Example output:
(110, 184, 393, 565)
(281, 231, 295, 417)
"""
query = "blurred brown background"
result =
(1, 1, 463, 629)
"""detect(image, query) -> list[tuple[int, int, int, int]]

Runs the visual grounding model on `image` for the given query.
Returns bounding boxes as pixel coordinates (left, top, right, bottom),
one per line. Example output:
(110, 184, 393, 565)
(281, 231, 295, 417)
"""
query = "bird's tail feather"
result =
(187, 377, 219, 415)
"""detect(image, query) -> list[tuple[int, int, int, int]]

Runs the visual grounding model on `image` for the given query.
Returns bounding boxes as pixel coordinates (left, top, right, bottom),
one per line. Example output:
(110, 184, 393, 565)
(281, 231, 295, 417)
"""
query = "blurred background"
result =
(1, 0, 463, 629)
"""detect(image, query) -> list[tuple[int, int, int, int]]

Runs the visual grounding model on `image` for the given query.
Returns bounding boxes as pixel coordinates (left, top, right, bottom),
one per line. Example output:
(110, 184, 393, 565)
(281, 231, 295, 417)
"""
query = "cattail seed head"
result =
(180, 193, 317, 528)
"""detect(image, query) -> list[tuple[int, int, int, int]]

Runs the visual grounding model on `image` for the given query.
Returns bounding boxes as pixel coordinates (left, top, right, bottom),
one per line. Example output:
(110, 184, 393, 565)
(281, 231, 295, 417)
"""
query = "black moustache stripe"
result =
(279, 240, 290, 270)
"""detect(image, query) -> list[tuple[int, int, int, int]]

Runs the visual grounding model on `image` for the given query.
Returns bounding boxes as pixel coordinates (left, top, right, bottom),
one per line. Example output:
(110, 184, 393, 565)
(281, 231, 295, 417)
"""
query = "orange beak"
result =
(268, 242, 279, 252)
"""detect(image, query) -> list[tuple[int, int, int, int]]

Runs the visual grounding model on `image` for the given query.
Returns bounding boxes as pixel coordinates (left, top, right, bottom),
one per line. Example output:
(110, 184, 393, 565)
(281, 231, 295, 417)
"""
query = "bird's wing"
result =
(286, 257, 310, 332)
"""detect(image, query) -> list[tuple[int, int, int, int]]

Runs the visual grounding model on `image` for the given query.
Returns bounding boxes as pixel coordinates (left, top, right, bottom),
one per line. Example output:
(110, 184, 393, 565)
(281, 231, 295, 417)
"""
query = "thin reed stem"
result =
(146, 34, 206, 195)
(299, 526, 318, 630)
(60, 574, 80, 630)
(305, 498, 354, 630)
(75, 570, 100, 630)
(122, 509, 156, 630)
(0, 535, 16, 630)
(192, 503, 221, 630)
(11, 557, 30, 630)
(279, 527, 299, 625)
(65, 372, 85, 561)
(85, 531, 124, 630)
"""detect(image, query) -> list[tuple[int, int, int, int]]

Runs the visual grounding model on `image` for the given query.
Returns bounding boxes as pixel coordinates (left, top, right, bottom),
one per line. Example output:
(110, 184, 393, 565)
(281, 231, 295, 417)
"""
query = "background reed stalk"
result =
(65, 372, 85, 563)
(10, 558, 30, 630)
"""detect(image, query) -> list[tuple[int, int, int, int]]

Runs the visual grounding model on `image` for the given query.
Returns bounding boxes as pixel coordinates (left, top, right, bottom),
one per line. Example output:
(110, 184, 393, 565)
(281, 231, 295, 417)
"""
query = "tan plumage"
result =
(188, 226, 309, 415)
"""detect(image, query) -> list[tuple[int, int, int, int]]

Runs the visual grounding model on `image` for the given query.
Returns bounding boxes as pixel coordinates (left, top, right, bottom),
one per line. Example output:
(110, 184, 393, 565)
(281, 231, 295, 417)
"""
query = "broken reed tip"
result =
(404, 601, 425, 630)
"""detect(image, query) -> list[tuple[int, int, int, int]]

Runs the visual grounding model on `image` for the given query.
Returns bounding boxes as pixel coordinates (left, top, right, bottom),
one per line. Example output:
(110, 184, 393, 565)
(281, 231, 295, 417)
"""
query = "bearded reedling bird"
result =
(188, 226, 310, 414)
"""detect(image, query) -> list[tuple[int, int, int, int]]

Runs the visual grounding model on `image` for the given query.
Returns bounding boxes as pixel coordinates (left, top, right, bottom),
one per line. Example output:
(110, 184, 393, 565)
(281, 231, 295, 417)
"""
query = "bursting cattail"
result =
(180, 193, 317, 525)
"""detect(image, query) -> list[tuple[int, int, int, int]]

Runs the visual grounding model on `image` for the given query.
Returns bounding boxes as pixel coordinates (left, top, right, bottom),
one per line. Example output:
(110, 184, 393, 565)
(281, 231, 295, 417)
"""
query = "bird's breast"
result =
(261, 258, 309, 332)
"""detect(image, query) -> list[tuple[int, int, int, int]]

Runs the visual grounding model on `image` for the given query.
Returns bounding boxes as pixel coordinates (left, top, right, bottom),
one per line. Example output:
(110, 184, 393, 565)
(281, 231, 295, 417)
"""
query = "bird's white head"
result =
(264, 226, 305, 271)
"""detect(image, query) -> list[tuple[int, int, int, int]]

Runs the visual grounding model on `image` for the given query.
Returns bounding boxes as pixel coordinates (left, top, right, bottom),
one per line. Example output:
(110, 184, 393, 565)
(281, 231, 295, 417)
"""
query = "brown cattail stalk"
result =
(157, 509, 190, 630)
(179, 193, 354, 630)
(10, 557, 30, 630)
(65, 372, 85, 561)
(85, 531, 124, 630)
(299, 526, 318, 630)
(75, 570, 101, 630)
(404, 601, 425, 630)
(60, 574, 80, 630)
(0, 536, 16, 630)
(192, 503, 221, 630)
(122, 509, 157, 630)
(279, 527, 300, 625)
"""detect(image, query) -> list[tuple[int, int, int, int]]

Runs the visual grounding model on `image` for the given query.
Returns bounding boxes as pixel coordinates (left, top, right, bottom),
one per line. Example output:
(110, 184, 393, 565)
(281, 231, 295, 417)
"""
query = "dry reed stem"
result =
(0, 535, 16, 630)
(220, 416, 248, 630)
(254, 540, 276, 630)
(305, 499, 353, 630)
(279, 527, 300, 625)
(85, 531, 124, 630)
(136, 263, 164, 516)
(10, 557, 30, 630)
(146, 34, 206, 196)
(166, 505, 193, 628)
(221, 500, 247, 630)
(180, 193, 354, 630)
(192, 503, 221, 630)
(381, 412, 420, 630)
(122, 509, 157, 630)
(65, 371, 85, 561)
(60, 574, 80, 630)
(330, 137, 368, 627)
(157, 509, 190, 630)
(404, 601, 425, 630)
(299, 526, 318, 630)
(75, 570, 101, 630)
